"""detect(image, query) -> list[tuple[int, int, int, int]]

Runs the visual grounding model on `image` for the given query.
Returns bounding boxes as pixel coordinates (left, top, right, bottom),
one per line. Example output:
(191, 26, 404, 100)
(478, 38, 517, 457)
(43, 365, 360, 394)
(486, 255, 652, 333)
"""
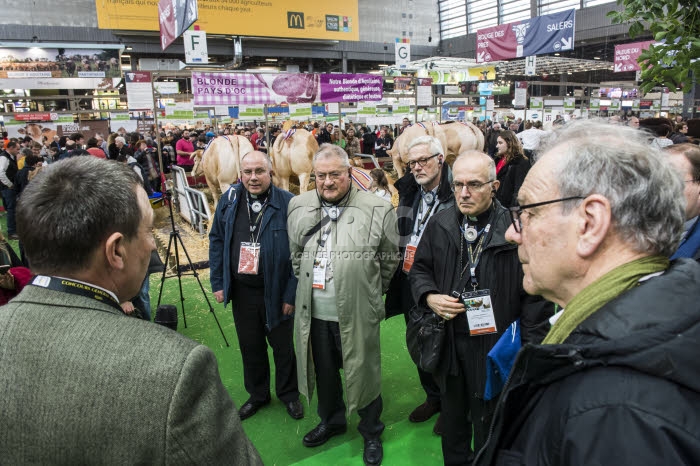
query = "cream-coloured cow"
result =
(190, 135, 254, 207)
(389, 122, 485, 178)
(270, 126, 318, 193)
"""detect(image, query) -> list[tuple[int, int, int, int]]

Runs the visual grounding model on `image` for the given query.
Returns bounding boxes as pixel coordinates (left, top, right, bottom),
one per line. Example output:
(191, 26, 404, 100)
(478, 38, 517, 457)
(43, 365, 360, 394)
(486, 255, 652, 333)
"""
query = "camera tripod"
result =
(156, 191, 229, 346)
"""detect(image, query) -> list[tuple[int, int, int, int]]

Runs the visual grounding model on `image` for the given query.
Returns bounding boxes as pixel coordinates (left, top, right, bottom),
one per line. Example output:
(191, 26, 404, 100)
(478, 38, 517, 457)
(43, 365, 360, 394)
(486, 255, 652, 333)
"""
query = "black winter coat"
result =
(384, 162, 453, 319)
(475, 258, 700, 466)
(408, 201, 552, 393)
(495, 155, 530, 208)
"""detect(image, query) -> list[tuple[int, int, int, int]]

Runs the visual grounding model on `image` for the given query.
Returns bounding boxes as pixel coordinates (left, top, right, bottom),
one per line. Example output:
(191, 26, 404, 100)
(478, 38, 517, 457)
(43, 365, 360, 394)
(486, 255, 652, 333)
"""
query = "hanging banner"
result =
(395, 39, 411, 69)
(98, 0, 359, 42)
(289, 104, 313, 119)
(394, 77, 412, 91)
(564, 97, 576, 110)
(614, 40, 654, 72)
(159, 0, 198, 50)
(192, 72, 382, 106)
(514, 82, 528, 108)
(476, 9, 575, 63)
(125, 71, 154, 111)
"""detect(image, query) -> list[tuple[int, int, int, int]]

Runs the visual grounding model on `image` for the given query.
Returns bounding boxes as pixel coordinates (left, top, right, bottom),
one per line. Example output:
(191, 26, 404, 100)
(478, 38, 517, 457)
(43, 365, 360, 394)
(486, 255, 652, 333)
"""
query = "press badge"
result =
(461, 289, 497, 336)
(313, 258, 328, 290)
(238, 242, 261, 275)
(402, 236, 419, 274)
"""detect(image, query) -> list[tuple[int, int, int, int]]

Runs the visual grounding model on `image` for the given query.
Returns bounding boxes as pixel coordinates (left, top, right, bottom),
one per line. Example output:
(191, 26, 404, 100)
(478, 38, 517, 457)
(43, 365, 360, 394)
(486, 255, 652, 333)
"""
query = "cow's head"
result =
(190, 149, 204, 176)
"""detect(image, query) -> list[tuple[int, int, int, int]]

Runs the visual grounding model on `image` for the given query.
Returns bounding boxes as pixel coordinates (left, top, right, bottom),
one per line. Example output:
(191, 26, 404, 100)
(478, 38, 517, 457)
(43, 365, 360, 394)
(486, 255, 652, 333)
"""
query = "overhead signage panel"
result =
(614, 40, 654, 72)
(97, 0, 359, 42)
(476, 9, 575, 63)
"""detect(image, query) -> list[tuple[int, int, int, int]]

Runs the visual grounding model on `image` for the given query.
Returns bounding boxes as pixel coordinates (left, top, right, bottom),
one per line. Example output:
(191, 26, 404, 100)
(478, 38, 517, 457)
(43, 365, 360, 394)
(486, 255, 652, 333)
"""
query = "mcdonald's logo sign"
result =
(287, 12, 305, 29)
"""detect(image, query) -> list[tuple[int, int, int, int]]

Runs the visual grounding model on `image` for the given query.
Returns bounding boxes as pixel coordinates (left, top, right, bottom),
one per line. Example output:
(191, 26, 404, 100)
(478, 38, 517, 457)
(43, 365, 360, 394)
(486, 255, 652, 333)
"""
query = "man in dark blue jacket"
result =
(209, 150, 303, 421)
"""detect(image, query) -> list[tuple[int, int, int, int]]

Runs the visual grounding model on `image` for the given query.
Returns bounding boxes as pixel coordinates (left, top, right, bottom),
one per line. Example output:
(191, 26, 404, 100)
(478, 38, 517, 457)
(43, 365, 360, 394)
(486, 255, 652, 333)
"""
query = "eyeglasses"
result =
(315, 171, 346, 182)
(408, 153, 439, 169)
(241, 168, 268, 177)
(508, 196, 584, 233)
(451, 179, 494, 194)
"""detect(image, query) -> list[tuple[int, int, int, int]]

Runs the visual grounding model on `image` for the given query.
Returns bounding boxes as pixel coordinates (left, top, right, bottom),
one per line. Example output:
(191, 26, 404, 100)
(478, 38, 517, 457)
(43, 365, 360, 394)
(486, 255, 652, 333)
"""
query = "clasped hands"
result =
(426, 293, 466, 321)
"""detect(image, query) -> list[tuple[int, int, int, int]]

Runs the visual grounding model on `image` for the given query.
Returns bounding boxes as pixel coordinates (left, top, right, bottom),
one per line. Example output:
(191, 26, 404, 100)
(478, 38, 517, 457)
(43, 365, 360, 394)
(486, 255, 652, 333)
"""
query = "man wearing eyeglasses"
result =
(475, 121, 700, 466)
(209, 151, 303, 423)
(386, 136, 453, 432)
(288, 144, 399, 466)
(409, 150, 552, 466)
(665, 143, 700, 260)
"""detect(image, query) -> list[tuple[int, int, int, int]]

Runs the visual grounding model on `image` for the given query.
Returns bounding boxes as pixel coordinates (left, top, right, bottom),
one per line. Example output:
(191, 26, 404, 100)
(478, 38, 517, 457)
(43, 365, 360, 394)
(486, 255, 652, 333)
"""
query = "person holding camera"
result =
(408, 150, 552, 466)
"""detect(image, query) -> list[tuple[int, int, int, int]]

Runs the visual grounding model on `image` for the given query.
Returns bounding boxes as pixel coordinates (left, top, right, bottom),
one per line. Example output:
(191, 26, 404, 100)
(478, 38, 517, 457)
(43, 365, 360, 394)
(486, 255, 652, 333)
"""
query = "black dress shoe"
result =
(302, 423, 347, 447)
(285, 399, 304, 420)
(363, 438, 383, 465)
(408, 400, 441, 422)
(238, 398, 270, 421)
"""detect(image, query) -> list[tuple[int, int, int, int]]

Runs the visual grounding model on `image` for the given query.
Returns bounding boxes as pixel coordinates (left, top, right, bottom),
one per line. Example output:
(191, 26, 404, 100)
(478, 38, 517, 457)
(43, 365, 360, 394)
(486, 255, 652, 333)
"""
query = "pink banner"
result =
(476, 24, 515, 63)
(614, 41, 654, 72)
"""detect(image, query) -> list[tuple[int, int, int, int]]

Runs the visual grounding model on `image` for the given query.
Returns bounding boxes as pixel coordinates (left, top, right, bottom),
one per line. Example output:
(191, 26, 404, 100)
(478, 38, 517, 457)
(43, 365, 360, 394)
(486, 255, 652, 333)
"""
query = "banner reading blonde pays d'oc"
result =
(192, 72, 382, 106)
(97, 0, 358, 42)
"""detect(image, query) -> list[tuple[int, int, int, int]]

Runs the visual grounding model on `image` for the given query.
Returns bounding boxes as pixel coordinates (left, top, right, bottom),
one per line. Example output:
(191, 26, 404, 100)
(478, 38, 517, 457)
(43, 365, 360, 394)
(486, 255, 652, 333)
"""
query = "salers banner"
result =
(96, 0, 359, 41)
(192, 72, 383, 106)
(476, 9, 575, 63)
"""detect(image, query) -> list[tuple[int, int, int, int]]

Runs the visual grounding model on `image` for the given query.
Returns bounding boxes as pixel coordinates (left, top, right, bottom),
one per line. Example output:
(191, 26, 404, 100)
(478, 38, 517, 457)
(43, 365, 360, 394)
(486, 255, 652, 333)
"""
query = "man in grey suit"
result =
(0, 157, 262, 465)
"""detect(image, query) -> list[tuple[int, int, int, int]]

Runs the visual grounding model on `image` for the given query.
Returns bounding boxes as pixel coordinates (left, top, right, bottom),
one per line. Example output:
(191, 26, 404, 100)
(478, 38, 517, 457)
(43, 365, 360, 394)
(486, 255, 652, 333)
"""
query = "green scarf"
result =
(542, 255, 669, 345)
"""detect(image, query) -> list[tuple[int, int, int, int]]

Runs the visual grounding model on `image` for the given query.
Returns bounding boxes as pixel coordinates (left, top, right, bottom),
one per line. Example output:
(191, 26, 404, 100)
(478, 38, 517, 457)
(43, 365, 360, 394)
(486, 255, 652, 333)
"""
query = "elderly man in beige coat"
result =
(288, 143, 399, 466)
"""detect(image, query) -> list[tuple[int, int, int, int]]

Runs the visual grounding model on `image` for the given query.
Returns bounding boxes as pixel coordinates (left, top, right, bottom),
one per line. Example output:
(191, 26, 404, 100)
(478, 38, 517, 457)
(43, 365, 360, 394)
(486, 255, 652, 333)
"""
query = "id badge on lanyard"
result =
(238, 242, 261, 275)
(461, 289, 497, 336)
(402, 235, 419, 274)
(312, 258, 327, 289)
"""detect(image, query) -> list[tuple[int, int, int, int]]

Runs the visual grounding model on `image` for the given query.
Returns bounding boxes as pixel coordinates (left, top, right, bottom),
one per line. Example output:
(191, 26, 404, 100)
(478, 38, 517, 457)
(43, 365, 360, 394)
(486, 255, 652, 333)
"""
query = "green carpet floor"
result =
(3, 211, 445, 465)
(154, 271, 444, 466)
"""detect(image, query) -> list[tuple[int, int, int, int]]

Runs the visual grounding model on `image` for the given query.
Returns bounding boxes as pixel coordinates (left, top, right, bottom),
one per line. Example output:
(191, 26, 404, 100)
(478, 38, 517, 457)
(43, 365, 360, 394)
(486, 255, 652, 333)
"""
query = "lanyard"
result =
(29, 275, 124, 314)
(246, 192, 268, 243)
(460, 224, 491, 290)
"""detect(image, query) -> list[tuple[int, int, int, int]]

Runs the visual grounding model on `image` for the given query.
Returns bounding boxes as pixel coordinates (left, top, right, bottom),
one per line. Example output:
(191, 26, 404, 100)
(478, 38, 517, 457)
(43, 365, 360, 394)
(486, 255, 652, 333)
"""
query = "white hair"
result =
(313, 143, 350, 168)
(540, 119, 684, 257)
(407, 135, 444, 157)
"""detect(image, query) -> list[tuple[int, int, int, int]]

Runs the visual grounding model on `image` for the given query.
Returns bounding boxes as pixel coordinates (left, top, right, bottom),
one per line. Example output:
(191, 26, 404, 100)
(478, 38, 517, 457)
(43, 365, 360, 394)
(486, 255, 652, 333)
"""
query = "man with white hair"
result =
(386, 135, 452, 432)
(475, 120, 700, 465)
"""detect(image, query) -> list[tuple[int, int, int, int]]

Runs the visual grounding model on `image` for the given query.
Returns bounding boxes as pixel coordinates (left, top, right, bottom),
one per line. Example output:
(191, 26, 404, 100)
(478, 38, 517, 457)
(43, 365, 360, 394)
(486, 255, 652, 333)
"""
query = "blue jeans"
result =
(1, 188, 17, 235)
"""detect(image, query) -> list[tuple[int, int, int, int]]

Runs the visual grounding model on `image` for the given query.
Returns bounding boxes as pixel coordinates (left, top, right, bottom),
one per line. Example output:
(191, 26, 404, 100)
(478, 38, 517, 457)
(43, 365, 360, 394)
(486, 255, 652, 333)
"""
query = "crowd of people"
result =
(0, 113, 698, 465)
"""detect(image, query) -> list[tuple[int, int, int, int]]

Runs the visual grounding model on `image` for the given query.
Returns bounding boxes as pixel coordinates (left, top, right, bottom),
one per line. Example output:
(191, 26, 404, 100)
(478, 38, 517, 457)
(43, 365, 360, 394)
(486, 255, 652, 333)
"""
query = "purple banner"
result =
(193, 72, 382, 106)
(319, 74, 383, 102)
(476, 9, 575, 63)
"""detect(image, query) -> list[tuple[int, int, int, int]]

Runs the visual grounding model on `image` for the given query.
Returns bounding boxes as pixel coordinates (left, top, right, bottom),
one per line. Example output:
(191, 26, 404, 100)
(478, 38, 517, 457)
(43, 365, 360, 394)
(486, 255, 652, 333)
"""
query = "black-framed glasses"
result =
(451, 179, 494, 193)
(408, 153, 439, 169)
(509, 196, 584, 233)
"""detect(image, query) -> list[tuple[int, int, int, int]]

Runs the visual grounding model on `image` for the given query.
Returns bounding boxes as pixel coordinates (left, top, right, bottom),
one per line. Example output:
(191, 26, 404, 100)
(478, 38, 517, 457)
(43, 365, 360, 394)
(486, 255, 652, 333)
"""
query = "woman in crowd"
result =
(494, 130, 530, 208)
(107, 133, 120, 160)
(369, 168, 392, 203)
(332, 127, 347, 149)
(374, 127, 393, 158)
(345, 126, 361, 158)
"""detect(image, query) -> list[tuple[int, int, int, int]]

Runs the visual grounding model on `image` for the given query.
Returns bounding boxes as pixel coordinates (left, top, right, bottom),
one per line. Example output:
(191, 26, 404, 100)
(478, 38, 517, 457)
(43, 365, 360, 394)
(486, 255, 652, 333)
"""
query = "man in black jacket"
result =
(475, 120, 700, 466)
(385, 136, 453, 432)
(409, 150, 551, 466)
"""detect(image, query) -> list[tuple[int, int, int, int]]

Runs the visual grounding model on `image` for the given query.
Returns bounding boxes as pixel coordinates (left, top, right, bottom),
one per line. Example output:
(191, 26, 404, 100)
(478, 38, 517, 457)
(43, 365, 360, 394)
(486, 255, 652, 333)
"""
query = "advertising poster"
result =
(192, 72, 382, 106)
(514, 82, 528, 108)
(159, 0, 198, 50)
(97, 0, 359, 41)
